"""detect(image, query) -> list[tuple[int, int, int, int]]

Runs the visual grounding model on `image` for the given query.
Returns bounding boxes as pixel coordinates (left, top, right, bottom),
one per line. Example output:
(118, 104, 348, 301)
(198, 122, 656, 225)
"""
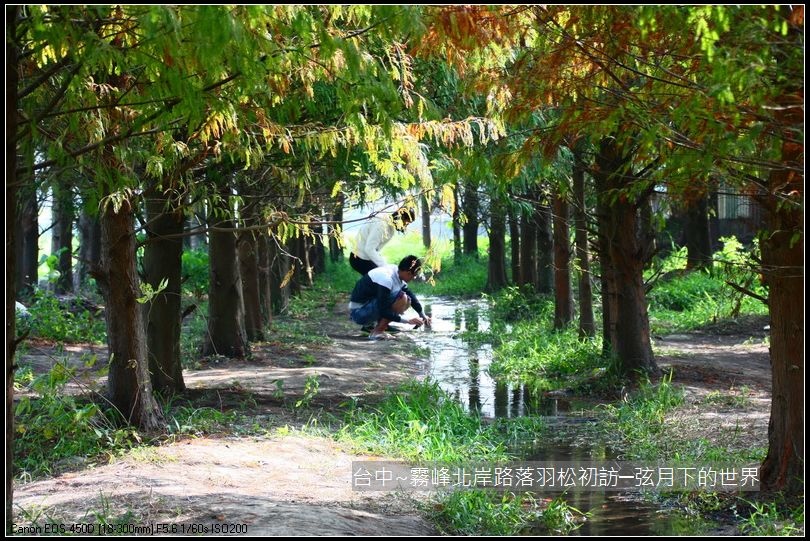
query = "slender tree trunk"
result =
(552, 189, 573, 329)
(51, 182, 74, 294)
(238, 231, 264, 342)
(289, 235, 310, 293)
(684, 190, 713, 271)
(595, 137, 658, 378)
(760, 87, 803, 495)
(596, 203, 618, 357)
(328, 195, 344, 263)
(486, 198, 508, 292)
(268, 236, 292, 315)
(452, 183, 462, 262)
(76, 209, 101, 292)
(16, 184, 38, 296)
(203, 189, 248, 358)
(96, 200, 163, 429)
(536, 197, 553, 294)
(462, 182, 479, 257)
(421, 192, 432, 249)
(708, 185, 720, 253)
(7, 9, 20, 528)
(143, 183, 185, 395)
(310, 220, 326, 275)
(519, 201, 537, 289)
(573, 149, 595, 337)
(257, 233, 273, 327)
(508, 204, 520, 284)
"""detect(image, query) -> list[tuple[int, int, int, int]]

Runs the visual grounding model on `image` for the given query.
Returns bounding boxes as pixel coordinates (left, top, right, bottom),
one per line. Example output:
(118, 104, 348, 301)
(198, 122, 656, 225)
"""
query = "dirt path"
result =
(13, 308, 773, 535)
(654, 319, 771, 457)
(13, 306, 436, 535)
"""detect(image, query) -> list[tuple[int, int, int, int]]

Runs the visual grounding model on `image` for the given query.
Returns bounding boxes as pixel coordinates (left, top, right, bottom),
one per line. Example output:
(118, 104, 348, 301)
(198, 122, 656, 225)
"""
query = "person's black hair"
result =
(395, 206, 416, 224)
(398, 255, 422, 274)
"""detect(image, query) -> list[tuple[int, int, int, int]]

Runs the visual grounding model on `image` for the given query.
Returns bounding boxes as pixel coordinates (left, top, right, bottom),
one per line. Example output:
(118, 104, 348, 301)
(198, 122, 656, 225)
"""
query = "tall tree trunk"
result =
(203, 190, 248, 358)
(508, 204, 520, 284)
(596, 201, 618, 357)
(573, 148, 595, 337)
(16, 184, 38, 296)
(595, 137, 658, 378)
(708, 185, 720, 253)
(421, 192, 432, 248)
(452, 183, 462, 262)
(76, 209, 101, 292)
(96, 200, 163, 429)
(486, 198, 508, 292)
(328, 195, 344, 263)
(289, 235, 310, 293)
(143, 183, 185, 395)
(684, 189, 713, 271)
(7, 8, 20, 528)
(257, 233, 273, 327)
(238, 231, 264, 342)
(552, 189, 573, 329)
(760, 87, 803, 495)
(535, 197, 553, 294)
(310, 220, 326, 275)
(462, 182, 479, 257)
(519, 200, 537, 289)
(51, 182, 74, 294)
(268, 236, 291, 315)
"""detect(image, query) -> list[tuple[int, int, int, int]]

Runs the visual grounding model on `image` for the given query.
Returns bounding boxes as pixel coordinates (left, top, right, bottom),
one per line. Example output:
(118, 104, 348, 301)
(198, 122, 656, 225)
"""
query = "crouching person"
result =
(348, 255, 431, 341)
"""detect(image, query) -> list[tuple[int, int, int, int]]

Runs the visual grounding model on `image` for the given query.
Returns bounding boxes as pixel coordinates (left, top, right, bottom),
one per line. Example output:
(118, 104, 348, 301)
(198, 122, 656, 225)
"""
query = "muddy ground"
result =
(12, 304, 773, 536)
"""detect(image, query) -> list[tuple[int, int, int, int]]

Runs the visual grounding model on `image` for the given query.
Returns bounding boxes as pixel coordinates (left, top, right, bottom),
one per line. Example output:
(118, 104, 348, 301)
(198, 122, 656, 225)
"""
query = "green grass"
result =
(338, 379, 541, 463)
(738, 497, 805, 536)
(338, 379, 506, 462)
(431, 491, 542, 535)
(599, 373, 685, 461)
(13, 361, 140, 480)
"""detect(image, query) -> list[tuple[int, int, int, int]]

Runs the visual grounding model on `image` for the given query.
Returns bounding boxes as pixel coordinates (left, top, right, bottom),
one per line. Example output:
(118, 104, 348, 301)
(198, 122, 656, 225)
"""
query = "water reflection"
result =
(410, 298, 582, 419)
(409, 297, 716, 536)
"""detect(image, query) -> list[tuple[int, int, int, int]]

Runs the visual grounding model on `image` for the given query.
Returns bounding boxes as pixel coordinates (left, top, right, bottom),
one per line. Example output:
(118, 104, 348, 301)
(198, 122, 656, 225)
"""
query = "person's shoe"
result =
(368, 332, 396, 341)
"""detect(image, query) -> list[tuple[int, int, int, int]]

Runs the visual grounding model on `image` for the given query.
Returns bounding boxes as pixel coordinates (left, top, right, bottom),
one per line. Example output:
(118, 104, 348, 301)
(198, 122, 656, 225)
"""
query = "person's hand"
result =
(408, 317, 424, 328)
(421, 315, 432, 328)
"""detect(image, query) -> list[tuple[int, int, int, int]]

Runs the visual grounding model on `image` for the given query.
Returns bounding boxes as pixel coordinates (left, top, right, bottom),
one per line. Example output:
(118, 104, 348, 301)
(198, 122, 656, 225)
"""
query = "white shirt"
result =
(353, 216, 396, 267)
(367, 264, 405, 294)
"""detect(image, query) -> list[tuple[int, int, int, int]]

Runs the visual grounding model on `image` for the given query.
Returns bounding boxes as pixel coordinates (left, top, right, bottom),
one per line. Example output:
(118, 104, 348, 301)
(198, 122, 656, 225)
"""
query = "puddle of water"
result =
(407, 296, 720, 536)
(408, 297, 564, 419)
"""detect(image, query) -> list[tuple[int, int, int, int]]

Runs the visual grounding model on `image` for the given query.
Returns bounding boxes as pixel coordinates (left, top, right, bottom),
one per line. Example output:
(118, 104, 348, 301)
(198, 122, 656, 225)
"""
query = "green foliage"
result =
(20, 289, 106, 343)
(432, 491, 541, 535)
(647, 238, 768, 334)
(411, 253, 489, 298)
(738, 498, 805, 536)
(482, 287, 605, 390)
(339, 379, 510, 462)
(167, 406, 239, 436)
(181, 248, 210, 300)
(488, 286, 551, 322)
(490, 325, 604, 390)
(179, 300, 208, 369)
(600, 373, 687, 461)
(136, 277, 168, 304)
(539, 496, 588, 535)
(14, 362, 140, 479)
(295, 375, 321, 409)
